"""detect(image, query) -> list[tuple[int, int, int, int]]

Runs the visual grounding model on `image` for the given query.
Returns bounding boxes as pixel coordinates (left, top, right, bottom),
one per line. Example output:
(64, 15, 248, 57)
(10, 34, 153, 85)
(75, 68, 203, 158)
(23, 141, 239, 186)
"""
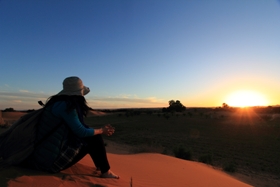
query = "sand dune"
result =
(3, 153, 252, 187)
(0, 112, 254, 186)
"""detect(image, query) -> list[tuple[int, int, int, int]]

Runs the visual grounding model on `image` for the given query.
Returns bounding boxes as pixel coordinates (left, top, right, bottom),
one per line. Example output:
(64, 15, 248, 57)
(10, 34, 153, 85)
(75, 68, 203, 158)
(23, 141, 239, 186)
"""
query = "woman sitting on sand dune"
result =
(21, 76, 119, 179)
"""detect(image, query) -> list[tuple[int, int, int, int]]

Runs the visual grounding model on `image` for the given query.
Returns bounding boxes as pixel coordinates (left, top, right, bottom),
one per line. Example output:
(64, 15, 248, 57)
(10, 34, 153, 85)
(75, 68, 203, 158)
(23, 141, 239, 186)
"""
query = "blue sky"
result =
(1, 0, 280, 110)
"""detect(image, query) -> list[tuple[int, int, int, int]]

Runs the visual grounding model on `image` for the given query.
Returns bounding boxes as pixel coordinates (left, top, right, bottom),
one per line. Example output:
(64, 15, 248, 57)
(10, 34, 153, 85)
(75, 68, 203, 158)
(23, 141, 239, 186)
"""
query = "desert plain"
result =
(0, 106, 280, 187)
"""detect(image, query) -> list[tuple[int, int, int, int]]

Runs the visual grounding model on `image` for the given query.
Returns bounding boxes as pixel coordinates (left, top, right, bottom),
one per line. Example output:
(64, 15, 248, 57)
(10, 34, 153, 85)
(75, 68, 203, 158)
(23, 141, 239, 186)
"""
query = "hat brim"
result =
(57, 86, 90, 96)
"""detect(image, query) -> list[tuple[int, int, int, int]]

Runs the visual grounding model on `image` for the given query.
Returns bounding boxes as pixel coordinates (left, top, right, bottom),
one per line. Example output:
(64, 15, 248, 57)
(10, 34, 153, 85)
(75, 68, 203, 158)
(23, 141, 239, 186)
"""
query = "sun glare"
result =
(225, 90, 268, 107)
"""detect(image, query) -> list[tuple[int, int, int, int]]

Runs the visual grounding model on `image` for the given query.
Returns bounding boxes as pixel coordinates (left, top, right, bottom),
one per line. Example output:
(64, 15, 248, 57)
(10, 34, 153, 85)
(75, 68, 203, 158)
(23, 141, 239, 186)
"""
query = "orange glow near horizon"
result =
(225, 90, 269, 107)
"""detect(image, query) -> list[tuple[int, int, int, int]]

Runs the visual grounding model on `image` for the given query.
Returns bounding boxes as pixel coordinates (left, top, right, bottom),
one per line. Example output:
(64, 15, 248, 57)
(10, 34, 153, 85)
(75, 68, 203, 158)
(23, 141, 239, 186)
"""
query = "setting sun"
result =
(225, 90, 269, 107)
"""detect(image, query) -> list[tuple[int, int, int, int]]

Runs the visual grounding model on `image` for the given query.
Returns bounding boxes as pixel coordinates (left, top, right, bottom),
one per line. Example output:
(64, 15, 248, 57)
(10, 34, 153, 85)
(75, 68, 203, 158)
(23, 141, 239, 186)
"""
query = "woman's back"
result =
(25, 102, 69, 172)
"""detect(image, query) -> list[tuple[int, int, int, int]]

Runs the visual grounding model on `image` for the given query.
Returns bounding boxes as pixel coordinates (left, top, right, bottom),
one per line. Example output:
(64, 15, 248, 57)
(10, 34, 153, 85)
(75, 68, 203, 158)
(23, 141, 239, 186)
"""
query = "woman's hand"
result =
(94, 124, 115, 136)
(102, 124, 115, 136)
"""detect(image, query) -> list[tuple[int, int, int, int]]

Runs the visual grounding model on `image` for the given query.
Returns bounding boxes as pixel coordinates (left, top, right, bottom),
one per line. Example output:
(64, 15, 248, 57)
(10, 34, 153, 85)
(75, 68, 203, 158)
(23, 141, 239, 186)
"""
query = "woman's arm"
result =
(52, 101, 115, 137)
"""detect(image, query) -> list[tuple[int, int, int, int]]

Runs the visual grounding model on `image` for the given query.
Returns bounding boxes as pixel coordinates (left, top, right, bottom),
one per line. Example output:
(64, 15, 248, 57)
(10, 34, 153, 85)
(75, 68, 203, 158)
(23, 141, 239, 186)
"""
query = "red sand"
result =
(6, 153, 252, 187)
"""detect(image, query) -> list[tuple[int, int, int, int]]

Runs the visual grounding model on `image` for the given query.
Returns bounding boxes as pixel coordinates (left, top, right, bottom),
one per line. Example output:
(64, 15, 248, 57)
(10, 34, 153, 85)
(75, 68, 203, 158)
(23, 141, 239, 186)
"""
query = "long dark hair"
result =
(45, 95, 89, 118)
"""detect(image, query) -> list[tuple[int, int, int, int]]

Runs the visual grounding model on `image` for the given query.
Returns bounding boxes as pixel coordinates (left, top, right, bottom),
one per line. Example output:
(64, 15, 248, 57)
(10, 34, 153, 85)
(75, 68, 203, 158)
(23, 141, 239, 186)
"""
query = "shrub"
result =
(161, 147, 169, 155)
(199, 153, 213, 164)
(173, 145, 192, 160)
(261, 115, 271, 121)
(223, 161, 237, 172)
(3, 108, 15, 112)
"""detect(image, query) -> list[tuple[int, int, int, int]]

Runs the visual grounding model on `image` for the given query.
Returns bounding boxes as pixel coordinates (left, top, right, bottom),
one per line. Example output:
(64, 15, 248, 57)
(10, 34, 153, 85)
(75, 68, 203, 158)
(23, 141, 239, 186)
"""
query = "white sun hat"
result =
(57, 76, 90, 96)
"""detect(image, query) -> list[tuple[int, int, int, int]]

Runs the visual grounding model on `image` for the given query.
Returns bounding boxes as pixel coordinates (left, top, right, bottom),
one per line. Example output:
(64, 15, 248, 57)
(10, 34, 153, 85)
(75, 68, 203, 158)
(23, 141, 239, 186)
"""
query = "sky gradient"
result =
(1, 0, 280, 110)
